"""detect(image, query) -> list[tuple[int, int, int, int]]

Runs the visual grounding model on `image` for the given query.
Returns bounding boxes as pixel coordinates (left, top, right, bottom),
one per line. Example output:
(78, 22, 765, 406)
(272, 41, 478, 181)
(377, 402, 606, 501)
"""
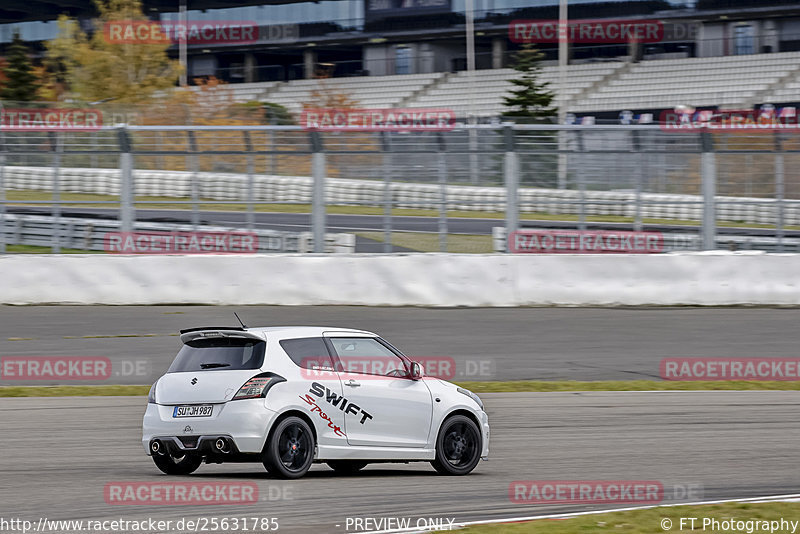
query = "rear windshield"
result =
(168, 337, 265, 373)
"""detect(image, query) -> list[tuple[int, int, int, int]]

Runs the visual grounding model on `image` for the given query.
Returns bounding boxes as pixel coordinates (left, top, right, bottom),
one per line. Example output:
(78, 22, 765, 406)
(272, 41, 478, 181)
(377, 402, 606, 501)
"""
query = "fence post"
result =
(632, 130, 643, 231)
(468, 124, 478, 184)
(117, 127, 135, 234)
(187, 131, 199, 231)
(310, 131, 326, 253)
(700, 131, 716, 250)
(50, 132, 63, 253)
(504, 125, 518, 252)
(437, 132, 448, 253)
(381, 131, 393, 253)
(576, 130, 586, 230)
(774, 132, 785, 253)
(557, 133, 567, 190)
(243, 131, 255, 231)
(0, 130, 5, 254)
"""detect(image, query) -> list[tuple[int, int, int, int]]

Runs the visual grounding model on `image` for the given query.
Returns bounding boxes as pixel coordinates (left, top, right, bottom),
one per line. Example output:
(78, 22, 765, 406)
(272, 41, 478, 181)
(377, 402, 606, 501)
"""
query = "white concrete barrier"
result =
(0, 252, 798, 306)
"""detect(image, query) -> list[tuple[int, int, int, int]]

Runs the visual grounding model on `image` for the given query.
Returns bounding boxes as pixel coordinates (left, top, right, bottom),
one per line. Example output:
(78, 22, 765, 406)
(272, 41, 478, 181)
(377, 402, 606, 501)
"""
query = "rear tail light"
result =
(233, 373, 286, 400)
(148, 380, 158, 404)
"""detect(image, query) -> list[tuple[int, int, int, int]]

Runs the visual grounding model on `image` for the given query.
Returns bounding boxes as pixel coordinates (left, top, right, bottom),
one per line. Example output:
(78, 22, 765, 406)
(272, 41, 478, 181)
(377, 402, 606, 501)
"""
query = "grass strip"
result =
(457, 380, 800, 392)
(3, 380, 800, 397)
(0, 385, 151, 397)
(456, 502, 799, 533)
(356, 231, 493, 253)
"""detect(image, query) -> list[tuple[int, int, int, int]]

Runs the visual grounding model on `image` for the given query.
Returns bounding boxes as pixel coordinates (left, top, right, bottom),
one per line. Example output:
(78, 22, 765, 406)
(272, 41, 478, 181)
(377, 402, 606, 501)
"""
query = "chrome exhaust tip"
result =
(214, 438, 230, 454)
(150, 440, 166, 456)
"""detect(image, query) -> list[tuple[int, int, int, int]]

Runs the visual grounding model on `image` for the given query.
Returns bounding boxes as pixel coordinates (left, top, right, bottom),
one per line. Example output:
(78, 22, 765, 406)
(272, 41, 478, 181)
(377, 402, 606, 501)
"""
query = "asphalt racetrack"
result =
(1, 392, 799, 533)
(1, 306, 799, 384)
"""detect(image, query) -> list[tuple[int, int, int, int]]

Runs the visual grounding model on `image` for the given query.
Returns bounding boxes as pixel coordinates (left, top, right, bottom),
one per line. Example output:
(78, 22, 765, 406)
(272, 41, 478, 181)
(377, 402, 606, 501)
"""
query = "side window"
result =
(280, 337, 334, 370)
(329, 337, 409, 377)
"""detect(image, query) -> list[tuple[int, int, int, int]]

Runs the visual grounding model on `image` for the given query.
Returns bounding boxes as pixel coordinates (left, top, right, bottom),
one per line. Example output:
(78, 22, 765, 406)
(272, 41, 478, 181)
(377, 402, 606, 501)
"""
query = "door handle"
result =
(345, 379, 361, 387)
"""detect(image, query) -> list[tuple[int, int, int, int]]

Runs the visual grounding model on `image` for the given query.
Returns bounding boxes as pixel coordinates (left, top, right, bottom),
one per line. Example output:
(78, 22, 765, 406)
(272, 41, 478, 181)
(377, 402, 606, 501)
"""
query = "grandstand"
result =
(6, 0, 800, 122)
(199, 50, 800, 120)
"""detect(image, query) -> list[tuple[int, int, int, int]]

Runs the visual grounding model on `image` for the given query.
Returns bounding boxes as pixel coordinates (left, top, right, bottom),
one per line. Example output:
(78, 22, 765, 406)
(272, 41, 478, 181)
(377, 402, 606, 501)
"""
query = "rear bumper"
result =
(142, 399, 277, 455)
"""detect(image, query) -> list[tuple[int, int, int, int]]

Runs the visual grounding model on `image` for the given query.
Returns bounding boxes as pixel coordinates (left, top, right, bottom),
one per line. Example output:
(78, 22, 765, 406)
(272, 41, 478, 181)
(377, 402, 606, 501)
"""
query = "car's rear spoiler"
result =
(179, 327, 265, 344)
(180, 326, 245, 334)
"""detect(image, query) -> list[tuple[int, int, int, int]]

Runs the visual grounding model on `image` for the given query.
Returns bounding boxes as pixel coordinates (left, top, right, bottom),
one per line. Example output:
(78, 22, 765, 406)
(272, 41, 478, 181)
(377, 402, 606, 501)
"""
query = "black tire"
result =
(263, 416, 315, 479)
(326, 460, 368, 474)
(152, 450, 203, 475)
(430, 415, 482, 476)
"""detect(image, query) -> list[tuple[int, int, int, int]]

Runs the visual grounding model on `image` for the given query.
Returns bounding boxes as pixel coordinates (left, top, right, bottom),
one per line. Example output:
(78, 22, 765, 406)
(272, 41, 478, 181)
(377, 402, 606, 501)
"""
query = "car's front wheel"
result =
(431, 415, 482, 476)
(152, 450, 203, 475)
(263, 416, 315, 479)
(326, 460, 368, 474)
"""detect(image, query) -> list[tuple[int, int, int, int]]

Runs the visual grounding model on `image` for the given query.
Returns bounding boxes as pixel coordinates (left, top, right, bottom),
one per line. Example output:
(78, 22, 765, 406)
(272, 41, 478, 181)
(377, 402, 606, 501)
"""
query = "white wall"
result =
(1, 252, 797, 306)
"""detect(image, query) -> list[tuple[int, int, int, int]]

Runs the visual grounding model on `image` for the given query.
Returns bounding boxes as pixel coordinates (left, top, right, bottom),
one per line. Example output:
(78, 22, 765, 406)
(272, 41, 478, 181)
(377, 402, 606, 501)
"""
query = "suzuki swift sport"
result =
(142, 325, 489, 479)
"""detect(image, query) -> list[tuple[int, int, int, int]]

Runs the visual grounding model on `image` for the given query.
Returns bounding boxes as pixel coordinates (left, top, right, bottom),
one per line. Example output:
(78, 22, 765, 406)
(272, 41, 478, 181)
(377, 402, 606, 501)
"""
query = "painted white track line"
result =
(359, 493, 800, 534)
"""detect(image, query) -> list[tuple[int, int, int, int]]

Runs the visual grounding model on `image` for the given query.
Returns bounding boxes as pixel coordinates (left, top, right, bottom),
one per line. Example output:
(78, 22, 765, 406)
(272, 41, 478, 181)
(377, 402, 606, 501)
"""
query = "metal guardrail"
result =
(1, 124, 799, 254)
(2, 214, 355, 253)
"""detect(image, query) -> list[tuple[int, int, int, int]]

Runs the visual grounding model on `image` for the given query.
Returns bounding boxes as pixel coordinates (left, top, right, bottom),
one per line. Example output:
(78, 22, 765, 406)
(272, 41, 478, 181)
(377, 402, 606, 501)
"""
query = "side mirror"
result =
(409, 362, 423, 380)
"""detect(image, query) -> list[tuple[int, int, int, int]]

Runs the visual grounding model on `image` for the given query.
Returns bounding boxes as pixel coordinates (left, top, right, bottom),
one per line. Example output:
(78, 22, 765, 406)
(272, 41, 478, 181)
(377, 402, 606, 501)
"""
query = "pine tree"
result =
(1, 31, 39, 102)
(499, 45, 559, 187)
(501, 44, 556, 123)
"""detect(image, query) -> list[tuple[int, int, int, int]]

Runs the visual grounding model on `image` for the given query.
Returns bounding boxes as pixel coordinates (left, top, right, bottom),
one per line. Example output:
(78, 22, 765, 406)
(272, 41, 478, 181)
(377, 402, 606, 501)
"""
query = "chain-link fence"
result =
(1, 124, 799, 254)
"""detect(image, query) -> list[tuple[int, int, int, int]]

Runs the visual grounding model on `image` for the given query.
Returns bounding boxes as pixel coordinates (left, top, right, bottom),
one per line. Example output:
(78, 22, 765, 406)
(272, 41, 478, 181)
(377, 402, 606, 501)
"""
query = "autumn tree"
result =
(303, 64, 359, 110)
(45, 0, 181, 104)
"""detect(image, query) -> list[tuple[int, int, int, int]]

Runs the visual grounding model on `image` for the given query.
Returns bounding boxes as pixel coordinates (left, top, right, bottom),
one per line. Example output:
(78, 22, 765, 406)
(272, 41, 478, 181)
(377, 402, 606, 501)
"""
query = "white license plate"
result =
(173, 404, 213, 418)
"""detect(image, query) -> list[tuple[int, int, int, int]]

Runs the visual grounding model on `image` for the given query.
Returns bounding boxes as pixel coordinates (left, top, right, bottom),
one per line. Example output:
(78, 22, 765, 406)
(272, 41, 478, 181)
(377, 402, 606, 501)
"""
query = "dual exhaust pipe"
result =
(150, 437, 232, 455)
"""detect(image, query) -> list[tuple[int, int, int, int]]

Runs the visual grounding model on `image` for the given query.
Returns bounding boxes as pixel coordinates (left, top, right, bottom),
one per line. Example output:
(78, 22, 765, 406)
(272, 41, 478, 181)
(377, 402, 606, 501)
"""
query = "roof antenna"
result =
(233, 312, 247, 329)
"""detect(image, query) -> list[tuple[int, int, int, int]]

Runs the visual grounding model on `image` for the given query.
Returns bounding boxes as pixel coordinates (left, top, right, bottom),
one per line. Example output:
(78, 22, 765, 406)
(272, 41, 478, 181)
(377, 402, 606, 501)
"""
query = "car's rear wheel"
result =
(326, 460, 368, 474)
(431, 415, 482, 476)
(152, 450, 203, 475)
(263, 416, 315, 479)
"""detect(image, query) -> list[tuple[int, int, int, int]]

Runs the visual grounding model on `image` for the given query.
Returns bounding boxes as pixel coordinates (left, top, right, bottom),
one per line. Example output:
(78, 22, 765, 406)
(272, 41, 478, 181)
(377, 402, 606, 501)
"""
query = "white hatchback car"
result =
(143, 325, 489, 478)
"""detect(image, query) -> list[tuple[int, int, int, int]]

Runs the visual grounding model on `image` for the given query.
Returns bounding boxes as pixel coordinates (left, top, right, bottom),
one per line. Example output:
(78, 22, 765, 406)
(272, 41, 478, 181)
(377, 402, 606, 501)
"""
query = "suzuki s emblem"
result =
(191, 377, 198, 385)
